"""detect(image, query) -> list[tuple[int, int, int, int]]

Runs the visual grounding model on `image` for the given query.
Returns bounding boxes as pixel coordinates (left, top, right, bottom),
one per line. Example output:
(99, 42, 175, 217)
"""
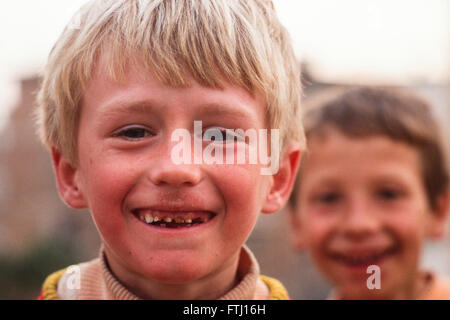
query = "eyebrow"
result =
(196, 102, 255, 121)
(98, 99, 256, 121)
(97, 100, 158, 119)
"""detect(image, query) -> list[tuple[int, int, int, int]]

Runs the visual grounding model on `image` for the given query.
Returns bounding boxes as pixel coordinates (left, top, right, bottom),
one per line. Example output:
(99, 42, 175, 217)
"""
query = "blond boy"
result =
(36, 0, 304, 300)
(288, 86, 450, 299)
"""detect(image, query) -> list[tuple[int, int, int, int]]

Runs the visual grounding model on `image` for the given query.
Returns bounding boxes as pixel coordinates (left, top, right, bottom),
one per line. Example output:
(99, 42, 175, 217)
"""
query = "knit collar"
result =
(99, 245, 262, 300)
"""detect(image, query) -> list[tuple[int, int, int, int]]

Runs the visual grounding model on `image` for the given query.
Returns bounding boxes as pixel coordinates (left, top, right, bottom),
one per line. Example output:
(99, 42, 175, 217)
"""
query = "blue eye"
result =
(113, 126, 152, 140)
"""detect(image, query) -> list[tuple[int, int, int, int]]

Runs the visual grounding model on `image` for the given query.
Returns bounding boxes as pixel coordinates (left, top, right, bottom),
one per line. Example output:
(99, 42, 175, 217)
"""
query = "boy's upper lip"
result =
(126, 191, 219, 216)
(329, 236, 394, 253)
(329, 248, 389, 257)
(130, 204, 217, 215)
(327, 244, 398, 260)
(131, 206, 216, 222)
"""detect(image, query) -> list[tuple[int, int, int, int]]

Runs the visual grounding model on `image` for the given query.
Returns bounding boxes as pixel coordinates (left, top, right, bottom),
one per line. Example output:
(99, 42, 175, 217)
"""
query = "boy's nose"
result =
(340, 197, 380, 238)
(147, 149, 203, 187)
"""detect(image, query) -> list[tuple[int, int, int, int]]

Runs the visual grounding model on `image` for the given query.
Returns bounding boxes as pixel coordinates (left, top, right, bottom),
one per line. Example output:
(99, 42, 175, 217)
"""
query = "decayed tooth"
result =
(160, 223, 166, 227)
(153, 216, 160, 222)
(185, 218, 192, 224)
(145, 214, 153, 224)
(175, 217, 184, 223)
(164, 217, 172, 223)
(139, 215, 145, 221)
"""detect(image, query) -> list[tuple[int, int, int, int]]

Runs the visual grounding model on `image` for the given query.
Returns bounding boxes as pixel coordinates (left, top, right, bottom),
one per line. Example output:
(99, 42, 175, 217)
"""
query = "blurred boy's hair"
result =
(35, 0, 305, 166)
(289, 86, 449, 211)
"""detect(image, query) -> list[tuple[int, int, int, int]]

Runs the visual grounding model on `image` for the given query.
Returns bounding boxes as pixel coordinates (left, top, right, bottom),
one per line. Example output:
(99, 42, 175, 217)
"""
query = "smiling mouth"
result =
(132, 209, 216, 228)
(329, 247, 397, 267)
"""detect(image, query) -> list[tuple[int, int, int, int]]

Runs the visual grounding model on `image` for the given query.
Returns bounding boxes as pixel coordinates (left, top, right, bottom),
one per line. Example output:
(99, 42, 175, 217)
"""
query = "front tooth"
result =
(145, 214, 153, 223)
(185, 218, 192, 223)
(153, 216, 160, 222)
(164, 217, 172, 223)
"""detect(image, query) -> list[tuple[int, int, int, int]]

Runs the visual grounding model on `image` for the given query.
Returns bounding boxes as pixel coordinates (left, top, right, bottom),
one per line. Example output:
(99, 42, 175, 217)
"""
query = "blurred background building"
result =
(0, 0, 448, 299)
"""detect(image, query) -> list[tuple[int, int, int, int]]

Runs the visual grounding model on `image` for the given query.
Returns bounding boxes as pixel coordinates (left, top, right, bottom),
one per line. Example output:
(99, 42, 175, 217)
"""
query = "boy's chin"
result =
(105, 241, 242, 286)
(135, 253, 227, 284)
(335, 280, 396, 300)
(337, 286, 383, 300)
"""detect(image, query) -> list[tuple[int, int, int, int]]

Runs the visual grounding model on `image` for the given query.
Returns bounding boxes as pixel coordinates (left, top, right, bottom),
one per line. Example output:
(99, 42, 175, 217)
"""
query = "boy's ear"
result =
(286, 206, 306, 251)
(427, 188, 450, 240)
(261, 142, 301, 214)
(51, 147, 87, 209)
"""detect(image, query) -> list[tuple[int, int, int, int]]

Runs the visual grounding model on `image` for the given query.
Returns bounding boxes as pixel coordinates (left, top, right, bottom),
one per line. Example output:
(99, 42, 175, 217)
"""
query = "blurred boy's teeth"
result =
(332, 248, 393, 265)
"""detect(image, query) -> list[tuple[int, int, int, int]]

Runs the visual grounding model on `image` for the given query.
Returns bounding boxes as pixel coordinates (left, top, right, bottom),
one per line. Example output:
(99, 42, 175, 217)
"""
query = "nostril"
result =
(148, 165, 202, 187)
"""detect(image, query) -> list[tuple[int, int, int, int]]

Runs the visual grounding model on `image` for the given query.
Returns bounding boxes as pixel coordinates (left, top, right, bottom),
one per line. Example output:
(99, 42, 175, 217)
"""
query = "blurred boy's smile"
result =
(326, 240, 399, 273)
(293, 128, 440, 299)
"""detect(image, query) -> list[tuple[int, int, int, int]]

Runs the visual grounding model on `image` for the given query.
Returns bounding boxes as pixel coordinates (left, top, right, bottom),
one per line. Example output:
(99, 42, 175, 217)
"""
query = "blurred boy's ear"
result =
(427, 188, 450, 240)
(261, 142, 301, 214)
(286, 206, 306, 251)
(51, 147, 88, 209)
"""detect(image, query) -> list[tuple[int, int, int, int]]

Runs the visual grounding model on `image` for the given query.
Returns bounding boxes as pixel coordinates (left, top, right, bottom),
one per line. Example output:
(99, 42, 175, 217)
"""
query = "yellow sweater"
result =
(39, 245, 289, 300)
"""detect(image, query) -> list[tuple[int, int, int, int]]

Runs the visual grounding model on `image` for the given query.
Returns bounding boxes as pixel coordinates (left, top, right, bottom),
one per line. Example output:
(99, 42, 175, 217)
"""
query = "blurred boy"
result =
(35, 0, 304, 300)
(288, 87, 450, 299)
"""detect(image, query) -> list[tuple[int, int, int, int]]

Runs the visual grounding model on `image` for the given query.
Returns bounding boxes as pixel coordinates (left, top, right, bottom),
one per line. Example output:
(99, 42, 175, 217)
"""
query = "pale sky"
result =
(0, 0, 448, 130)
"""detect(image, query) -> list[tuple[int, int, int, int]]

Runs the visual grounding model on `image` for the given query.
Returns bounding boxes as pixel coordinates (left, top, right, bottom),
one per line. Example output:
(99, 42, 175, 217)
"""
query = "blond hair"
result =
(36, 0, 305, 165)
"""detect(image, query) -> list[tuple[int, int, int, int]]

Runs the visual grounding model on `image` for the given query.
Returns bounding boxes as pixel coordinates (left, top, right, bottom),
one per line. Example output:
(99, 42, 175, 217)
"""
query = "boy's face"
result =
(292, 128, 446, 299)
(66, 60, 283, 286)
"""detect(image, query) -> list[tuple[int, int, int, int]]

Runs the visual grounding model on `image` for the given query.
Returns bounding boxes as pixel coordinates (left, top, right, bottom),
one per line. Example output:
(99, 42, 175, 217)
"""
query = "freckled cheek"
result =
(308, 230, 333, 275)
(309, 223, 333, 252)
(81, 156, 141, 222)
(382, 219, 424, 279)
(301, 205, 334, 239)
(212, 166, 263, 239)
(386, 210, 425, 249)
(392, 229, 423, 268)
(302, 213, 337, 257)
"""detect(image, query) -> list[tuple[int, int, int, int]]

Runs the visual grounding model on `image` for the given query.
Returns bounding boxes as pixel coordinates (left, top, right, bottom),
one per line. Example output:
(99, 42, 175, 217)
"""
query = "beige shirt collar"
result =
(57, 245, 269, 300)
